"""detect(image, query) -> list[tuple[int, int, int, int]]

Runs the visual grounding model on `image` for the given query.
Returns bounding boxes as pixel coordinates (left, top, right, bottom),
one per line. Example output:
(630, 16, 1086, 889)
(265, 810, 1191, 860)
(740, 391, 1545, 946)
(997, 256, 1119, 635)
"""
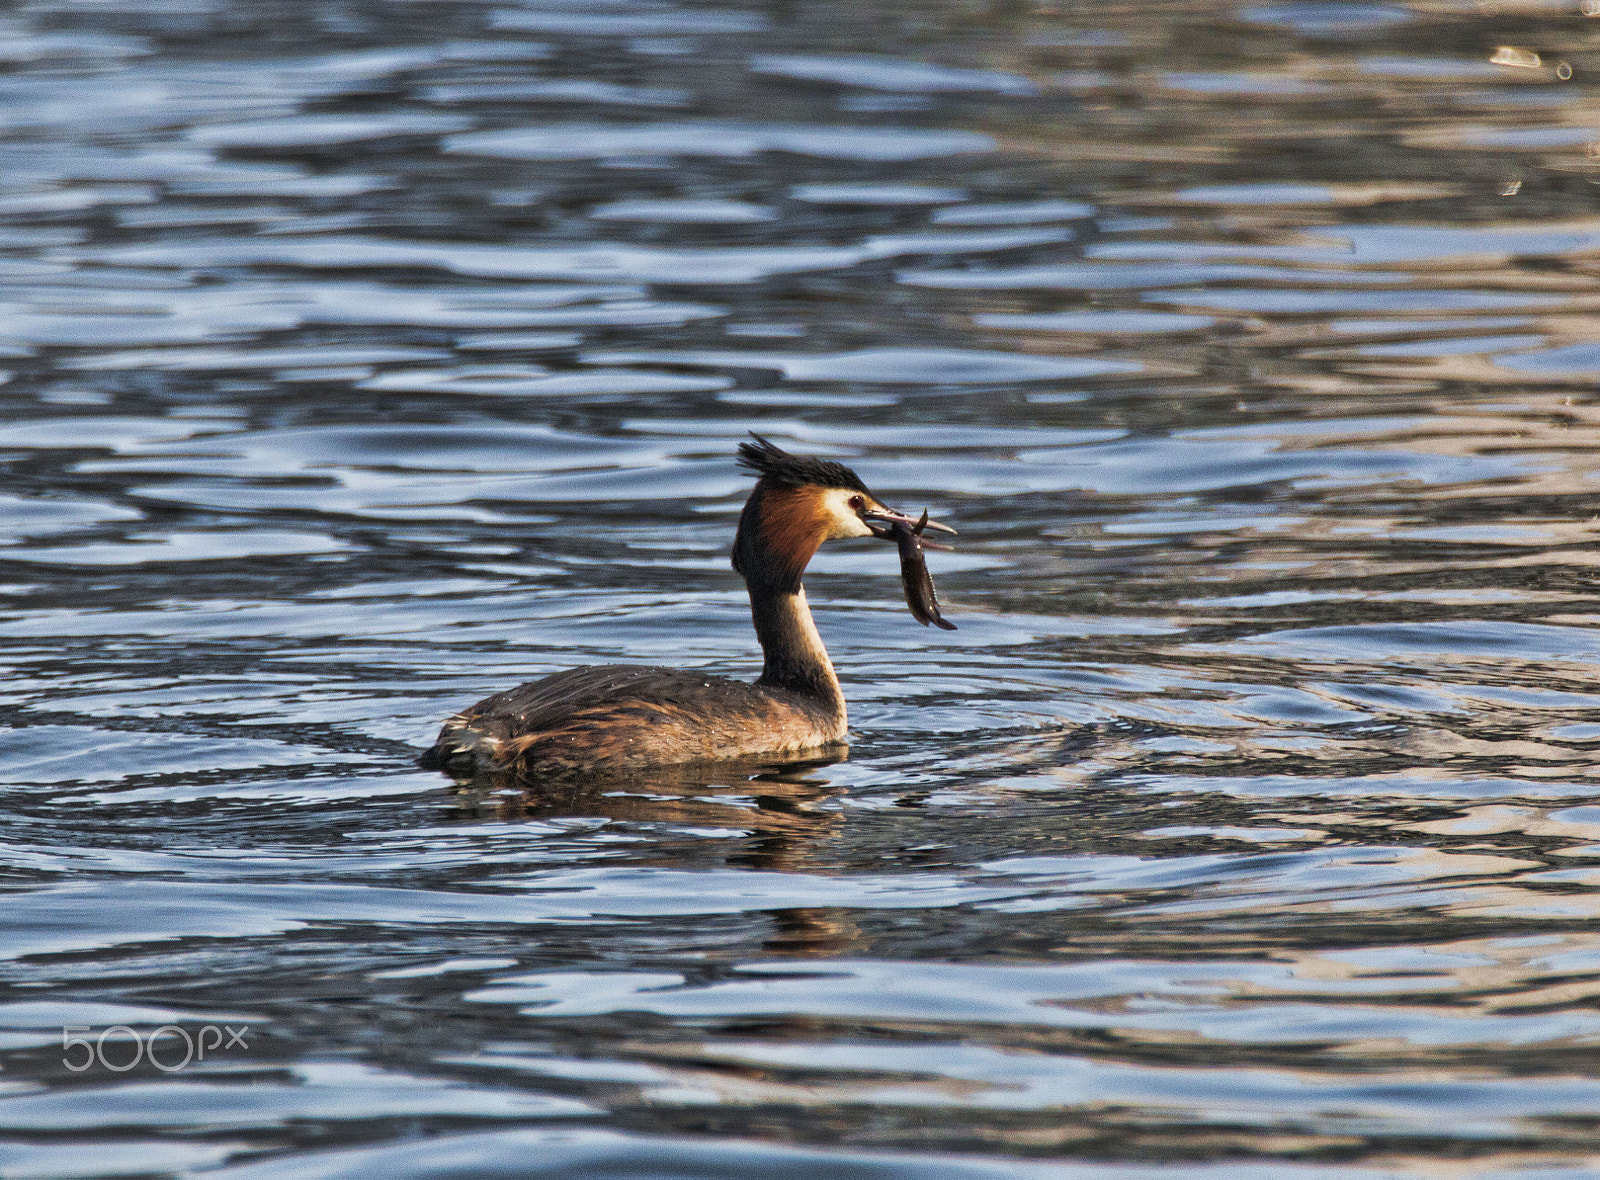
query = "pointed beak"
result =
(862, 505, 956, 550)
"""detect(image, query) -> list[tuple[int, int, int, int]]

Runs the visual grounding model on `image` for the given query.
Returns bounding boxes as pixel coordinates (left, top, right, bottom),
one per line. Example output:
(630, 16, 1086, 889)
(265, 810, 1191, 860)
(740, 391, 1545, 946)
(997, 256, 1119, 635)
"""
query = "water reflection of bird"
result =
(452, 756, 847, 852)
(452, 759, 864, 956)
(422, 436, 956, 780)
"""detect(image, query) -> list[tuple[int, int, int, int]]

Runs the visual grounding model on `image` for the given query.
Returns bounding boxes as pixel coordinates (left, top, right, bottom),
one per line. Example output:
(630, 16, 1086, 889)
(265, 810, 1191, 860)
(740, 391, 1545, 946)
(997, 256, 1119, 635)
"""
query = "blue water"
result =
(3, 0, 1600, 1176)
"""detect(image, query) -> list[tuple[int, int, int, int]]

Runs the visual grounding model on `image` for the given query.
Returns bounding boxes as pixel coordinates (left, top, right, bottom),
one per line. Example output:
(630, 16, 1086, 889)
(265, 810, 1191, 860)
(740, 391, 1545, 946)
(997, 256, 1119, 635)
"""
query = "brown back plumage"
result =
(428, 664, 842, 778)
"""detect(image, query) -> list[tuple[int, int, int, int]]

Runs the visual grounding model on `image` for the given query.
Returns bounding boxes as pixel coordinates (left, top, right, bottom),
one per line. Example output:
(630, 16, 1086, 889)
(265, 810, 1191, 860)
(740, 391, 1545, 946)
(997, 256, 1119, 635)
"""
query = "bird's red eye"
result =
(849, 495, 865, 511)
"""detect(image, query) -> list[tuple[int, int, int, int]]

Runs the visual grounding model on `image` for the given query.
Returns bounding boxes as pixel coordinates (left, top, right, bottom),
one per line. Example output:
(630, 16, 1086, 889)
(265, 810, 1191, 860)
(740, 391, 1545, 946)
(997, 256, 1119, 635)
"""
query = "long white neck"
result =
(749, 584, 845, 719)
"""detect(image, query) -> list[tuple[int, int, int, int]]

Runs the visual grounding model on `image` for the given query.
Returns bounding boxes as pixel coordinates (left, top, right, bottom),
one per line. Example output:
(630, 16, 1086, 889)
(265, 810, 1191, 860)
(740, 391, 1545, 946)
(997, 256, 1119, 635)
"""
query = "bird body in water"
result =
(421, 436, 956, 779)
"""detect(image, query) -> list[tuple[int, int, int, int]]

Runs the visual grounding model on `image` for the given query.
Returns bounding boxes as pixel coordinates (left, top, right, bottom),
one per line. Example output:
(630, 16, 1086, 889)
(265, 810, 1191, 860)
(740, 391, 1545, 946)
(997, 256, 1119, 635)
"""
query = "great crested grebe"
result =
(421, 435, 957, 779)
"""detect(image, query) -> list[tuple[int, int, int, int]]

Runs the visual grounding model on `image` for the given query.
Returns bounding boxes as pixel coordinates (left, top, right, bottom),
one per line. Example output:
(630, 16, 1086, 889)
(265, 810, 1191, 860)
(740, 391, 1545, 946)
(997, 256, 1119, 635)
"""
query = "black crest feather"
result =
(736, 434, 869, 492)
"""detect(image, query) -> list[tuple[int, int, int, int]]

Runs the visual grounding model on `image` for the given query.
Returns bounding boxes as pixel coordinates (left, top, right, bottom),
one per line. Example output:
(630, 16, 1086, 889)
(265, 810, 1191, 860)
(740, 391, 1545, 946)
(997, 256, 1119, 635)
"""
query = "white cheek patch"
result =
(820, 488, 874, 539)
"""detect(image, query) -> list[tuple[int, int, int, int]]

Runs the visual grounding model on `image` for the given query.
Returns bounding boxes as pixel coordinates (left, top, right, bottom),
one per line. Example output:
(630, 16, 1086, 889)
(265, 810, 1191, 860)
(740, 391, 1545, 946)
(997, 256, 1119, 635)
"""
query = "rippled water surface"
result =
(10, 0, 1600, 1175)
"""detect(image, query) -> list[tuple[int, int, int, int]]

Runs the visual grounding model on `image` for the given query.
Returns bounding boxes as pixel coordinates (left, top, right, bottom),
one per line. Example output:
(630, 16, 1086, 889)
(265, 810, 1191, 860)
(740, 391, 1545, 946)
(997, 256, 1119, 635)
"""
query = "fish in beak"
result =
(863, 505, 958, 630)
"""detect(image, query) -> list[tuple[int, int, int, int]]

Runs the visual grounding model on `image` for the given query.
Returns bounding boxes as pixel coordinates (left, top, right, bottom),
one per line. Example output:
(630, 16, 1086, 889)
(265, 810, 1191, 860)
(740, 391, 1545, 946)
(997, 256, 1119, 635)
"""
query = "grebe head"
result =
(731, 435, 954, 595)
